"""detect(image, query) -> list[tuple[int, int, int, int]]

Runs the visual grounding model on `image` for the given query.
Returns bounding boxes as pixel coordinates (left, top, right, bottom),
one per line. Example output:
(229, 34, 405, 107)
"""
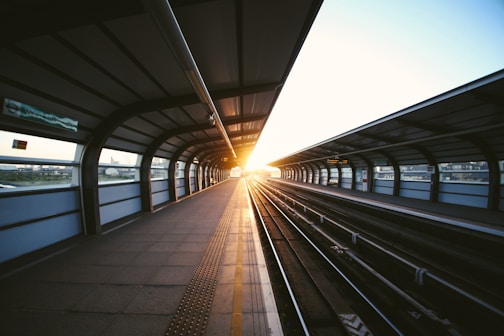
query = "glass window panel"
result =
(439, 161, 488, 183)
(0, 131, 78, 190)
(99, 148, 139, 166)
(374, 166, 394, 180)
(328, 167, 339, 185)
(151, 157, 168, 180)
(175, 161, 185, 178)
(341, 167, 352, 178)
(400, 164, 432, 182)
(98, 166, 137, 184)
(151, 169, 168, 180)
(0, 130, 76, 161)
(98, 149, 140, 184)
(151, 157, 169, 168)
(355, 168, 362, 182)
(0, 163, 73, 189)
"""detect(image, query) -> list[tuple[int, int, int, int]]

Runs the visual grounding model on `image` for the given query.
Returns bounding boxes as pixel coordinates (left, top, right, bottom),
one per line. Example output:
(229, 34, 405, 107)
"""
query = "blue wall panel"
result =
(190, 177, 196, 193)
(438, 183, 488, 208)
(98, 183, 142, 225)
(176, 178, 185, 198)
(438, 193, 487, 208)
(374, 186, 394, 195)
(152, 180, 169, 206)
(374, 179, 394, 195)
(0, 212, 82, 263)
(400, 181, 431, 191)
(399, 181, 430, 200)
(99, 198, 142, 225)
(0, 190, 80, 228)
(439, 183, 488, 195)
(98, 183, 141, 205)
(341, 178, 352, 189)
(152, 191, 169, 206)
(151, 180, 169, 193)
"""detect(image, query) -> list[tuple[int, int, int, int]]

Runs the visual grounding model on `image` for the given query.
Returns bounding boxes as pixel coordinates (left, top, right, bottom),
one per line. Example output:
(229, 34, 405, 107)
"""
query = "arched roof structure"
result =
(0, 0, 322, 168)
(269, 70, 504, 168)
(268, 70, 504, 209)
(0, 0, 323, 233)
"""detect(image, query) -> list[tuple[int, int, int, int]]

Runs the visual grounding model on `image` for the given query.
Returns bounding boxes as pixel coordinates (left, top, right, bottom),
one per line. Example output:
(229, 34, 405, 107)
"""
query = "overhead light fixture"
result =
(208, 113, 215, 126)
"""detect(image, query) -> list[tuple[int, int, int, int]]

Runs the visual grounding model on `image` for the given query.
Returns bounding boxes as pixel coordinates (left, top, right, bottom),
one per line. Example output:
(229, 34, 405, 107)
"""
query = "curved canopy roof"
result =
(269, 70, 504, 168)
(0, 0, 323, 168)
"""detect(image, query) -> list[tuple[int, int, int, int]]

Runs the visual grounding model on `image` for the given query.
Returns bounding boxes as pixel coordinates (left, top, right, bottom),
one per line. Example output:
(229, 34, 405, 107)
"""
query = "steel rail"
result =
(246, 181, 310, 335)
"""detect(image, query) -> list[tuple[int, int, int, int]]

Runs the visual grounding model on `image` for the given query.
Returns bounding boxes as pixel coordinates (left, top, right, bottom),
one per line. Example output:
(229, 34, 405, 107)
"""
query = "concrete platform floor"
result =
(0, 178, 282, 336)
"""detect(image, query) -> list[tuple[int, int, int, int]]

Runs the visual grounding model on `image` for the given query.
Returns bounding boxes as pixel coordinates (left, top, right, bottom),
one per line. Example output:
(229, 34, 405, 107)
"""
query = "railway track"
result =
(248, 178, 438, 335)
(248, 178, 379, 335)
(247, 177, 504, 335)
(267, 179, 504, 301)
(264, 179, 504, 323)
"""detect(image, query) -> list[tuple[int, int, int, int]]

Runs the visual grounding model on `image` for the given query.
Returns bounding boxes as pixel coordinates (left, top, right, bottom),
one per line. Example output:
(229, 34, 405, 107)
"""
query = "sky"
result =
(1, 1, 503, 168)
(245, 0, 504, 169)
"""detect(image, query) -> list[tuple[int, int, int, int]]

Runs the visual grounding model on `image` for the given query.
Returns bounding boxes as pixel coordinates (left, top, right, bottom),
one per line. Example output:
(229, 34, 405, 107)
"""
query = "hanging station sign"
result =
(2, 98, 78, 132)
(327, 159, 348, 165)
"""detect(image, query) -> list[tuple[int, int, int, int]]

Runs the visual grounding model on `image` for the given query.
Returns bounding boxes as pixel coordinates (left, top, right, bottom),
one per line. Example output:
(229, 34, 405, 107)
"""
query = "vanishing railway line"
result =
(247, 176, 504, 335)
(248, 178, 383, 335)
(267, 179, 504, 302)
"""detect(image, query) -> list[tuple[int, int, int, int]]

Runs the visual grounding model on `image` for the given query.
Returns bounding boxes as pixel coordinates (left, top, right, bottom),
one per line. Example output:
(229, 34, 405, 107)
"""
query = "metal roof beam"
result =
(143, 0, 236, 158)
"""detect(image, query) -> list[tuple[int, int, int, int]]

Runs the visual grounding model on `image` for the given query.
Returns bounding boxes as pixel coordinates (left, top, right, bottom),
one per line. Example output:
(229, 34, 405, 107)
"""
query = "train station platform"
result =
(0, 178, 282, 336)
(272, 179, 504, 237)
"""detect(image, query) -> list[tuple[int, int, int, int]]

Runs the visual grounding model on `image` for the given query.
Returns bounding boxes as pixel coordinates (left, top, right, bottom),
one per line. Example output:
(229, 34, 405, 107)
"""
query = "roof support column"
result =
(195, 162, 202, 192)
(200, 163, 207, 188)
(348, 162, 356, 190)
(286, 167, 292, 180)
(80, 146, 101, 235)
(430, 165, 440, 203)
(140, 154, 153, 212)
(487, 159, 500, 210)
(306, 164, 313, 184)
(392, 163, 400, 196)
(288, 167, 293, 180)
(320, 161, 330, 185)
(361, 158, 374, 193)
(183, 160, 192, 196)
(168, 159, 177, 202)
(296, 166, 302, 182)
(310, 163, 320, 184)
(336, 164, 342, 188)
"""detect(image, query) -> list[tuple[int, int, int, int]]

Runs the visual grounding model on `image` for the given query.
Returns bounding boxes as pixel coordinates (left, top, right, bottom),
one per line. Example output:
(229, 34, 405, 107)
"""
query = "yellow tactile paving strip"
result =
(165, 183, 239, 335)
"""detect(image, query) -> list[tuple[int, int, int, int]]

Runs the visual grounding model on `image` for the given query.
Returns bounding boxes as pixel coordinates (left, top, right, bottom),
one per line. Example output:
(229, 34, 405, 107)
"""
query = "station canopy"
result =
(0, 0, 323, 169)
(269, 70, 504, 169)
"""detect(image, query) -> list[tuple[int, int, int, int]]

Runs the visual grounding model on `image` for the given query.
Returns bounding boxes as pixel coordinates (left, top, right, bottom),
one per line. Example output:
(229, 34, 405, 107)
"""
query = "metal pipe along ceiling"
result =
(142, 0, 237, 159)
